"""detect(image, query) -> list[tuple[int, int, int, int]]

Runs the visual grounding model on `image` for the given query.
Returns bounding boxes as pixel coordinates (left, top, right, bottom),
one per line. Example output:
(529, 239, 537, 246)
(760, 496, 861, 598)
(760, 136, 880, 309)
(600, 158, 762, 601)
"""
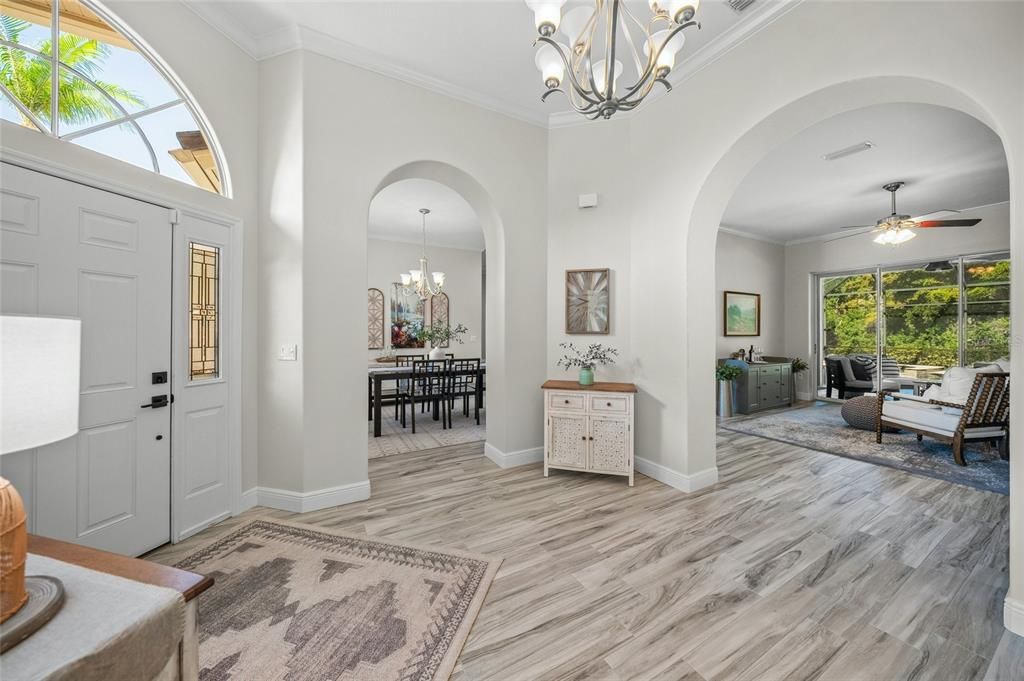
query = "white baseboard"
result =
(238, 487, 258, 512)
(635, 456, 719, 493)
(484, 442, 544, 469)
(252, 480, 371, 513)
(1005, 596, 1024, 635)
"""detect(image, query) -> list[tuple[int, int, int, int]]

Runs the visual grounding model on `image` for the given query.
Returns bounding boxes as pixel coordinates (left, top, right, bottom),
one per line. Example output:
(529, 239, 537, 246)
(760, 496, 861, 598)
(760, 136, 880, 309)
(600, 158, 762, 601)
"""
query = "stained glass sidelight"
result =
(189, 242, 219, 379)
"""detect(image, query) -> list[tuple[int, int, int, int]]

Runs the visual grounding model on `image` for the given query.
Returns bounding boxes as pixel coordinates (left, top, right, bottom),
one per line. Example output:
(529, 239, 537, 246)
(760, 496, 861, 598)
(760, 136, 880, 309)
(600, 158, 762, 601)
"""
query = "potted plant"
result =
(790, 357, 809, 402)
(715, 363, 743, 417)
(557, 342, 619, 386)
(419, 322, 469, 360)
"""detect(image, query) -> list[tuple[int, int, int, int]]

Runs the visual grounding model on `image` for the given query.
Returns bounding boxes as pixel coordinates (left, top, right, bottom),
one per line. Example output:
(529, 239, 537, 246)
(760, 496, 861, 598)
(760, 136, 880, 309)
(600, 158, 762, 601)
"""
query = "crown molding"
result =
(185, 0, 803, 131)
(548, 0, 805, 129)
(718, 225, 787, 246)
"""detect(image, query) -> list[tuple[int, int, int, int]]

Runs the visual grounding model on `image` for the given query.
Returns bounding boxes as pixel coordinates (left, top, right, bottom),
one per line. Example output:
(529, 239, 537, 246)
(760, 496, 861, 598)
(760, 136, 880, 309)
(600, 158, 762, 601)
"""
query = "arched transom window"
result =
(0, 0, 226, 194)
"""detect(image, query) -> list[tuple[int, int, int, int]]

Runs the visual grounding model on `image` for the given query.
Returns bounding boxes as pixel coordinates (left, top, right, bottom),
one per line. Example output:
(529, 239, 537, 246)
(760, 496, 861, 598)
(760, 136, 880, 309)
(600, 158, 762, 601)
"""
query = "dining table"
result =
(368, 360, 486, 437)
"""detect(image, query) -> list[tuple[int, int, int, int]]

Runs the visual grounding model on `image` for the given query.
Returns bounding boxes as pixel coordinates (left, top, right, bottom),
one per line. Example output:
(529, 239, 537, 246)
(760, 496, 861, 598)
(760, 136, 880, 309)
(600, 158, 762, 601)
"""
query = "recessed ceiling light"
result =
(823, 141, 874, 161)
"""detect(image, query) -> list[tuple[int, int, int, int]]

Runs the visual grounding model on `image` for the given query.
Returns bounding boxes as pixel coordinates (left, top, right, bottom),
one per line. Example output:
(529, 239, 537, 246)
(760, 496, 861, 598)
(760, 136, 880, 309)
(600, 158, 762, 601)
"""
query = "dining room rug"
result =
(369, 408, 486, 459)
(720, 402, 1009, 495)
(175, 519, 501, 681)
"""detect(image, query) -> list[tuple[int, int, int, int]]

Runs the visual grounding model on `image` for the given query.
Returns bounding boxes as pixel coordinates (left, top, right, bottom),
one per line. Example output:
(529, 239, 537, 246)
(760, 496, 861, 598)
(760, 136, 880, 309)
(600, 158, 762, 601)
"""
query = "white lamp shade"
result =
(526, 0, 566, 33)
(667, 0, 699, 23)
(432, 272, 446, 286)
(1, 316, 81, 455)
(645, 29, 686, 71)
(559, 6, 592, 49)
(593, 59, 623, 94)
(400, 273, 412, 286)
(535, 42, 566, 86)
(410, 269, 423, 282)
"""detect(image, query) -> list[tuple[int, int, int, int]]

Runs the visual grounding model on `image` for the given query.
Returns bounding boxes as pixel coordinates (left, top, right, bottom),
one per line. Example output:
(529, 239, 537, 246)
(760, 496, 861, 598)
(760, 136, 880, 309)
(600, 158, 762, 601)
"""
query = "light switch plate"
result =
(278, 344, 298, 361)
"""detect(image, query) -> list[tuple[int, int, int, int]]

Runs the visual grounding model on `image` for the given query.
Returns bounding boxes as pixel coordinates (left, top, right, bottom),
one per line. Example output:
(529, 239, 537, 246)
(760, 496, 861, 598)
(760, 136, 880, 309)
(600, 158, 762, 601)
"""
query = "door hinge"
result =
(168, 208, 180, 225)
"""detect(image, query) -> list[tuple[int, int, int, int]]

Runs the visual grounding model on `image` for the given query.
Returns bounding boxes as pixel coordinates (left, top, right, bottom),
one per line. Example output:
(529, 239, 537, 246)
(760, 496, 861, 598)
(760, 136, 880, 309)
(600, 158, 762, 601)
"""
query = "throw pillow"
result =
(850, 359, 872, 381)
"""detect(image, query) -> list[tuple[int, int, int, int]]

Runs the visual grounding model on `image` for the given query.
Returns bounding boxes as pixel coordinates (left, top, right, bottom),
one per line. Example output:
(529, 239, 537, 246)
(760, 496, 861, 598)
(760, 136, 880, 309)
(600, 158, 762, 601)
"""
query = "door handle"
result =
(141, 395, 169, 409)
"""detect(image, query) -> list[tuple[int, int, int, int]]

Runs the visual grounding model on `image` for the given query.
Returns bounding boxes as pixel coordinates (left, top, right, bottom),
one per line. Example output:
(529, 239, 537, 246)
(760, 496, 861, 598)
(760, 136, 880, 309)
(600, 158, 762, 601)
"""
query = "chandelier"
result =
(527, 0, 701, 120)
(399, 208, 446, 300)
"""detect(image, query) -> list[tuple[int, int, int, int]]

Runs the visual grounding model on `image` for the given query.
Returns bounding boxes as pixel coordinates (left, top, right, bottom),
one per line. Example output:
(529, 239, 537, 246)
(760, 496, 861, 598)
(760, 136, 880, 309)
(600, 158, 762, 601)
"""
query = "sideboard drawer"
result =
(590, 395, 630, 414)
(548, 391, 586, 411)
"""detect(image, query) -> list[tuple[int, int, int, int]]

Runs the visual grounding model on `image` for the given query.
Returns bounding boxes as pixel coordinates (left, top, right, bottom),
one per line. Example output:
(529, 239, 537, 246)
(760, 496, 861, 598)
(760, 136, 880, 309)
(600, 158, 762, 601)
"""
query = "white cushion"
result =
(883, 400, 960, 433)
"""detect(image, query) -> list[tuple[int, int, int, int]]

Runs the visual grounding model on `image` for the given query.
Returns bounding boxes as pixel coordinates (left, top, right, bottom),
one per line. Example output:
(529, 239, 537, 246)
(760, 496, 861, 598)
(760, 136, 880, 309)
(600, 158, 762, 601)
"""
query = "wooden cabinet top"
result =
(542, 380, 637, 393)
(29, 534, 213, 602)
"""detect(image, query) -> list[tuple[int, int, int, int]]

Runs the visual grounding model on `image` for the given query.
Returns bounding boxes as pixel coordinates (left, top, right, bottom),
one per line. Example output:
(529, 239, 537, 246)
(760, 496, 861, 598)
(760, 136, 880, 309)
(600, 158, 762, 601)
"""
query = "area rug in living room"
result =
(175, 519, 501, 681)
(720, 402, 1009, 495)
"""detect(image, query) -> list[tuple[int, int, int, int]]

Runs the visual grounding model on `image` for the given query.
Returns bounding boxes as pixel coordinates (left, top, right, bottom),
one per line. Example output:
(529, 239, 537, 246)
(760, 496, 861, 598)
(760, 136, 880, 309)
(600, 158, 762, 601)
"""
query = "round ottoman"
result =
(841, 395, 898, 432)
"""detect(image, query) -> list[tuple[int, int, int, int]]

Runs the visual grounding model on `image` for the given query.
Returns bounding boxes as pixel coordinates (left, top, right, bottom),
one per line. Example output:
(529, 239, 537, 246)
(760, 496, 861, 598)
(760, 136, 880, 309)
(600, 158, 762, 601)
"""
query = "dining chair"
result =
(399, 359, 448, 433)
(446, 358, 481, 426)
(393, 354, 424, 420)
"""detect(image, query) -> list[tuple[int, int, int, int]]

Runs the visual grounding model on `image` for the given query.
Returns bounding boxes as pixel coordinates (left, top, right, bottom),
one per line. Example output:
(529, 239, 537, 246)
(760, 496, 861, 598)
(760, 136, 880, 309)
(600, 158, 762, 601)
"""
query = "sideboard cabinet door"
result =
(588, 415, 630, 474)
(548, 413, 588, 469)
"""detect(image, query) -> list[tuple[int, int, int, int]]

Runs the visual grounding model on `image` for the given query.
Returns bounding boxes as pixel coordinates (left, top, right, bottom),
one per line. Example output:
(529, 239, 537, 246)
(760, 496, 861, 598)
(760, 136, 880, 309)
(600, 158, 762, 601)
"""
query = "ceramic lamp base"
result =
(0, 575, 64, 653)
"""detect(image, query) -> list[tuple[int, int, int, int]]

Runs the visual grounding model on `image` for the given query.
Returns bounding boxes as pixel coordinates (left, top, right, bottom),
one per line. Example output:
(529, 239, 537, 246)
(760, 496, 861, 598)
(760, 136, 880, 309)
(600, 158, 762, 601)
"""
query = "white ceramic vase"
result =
(429, 346, 445, 360)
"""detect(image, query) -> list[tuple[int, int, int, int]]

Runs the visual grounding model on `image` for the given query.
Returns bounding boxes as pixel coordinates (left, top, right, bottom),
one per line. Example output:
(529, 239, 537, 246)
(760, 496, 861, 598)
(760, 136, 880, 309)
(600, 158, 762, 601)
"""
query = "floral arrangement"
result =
(715, 364, 742, 382)
(791, 357, 809, 374)
(419, 321, 469, 347)
(557, 342, 619, 370)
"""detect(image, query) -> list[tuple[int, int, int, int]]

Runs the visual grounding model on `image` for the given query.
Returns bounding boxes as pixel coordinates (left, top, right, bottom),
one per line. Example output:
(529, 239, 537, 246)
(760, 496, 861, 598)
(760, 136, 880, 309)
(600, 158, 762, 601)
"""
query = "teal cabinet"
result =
(723, 358, 793, 414)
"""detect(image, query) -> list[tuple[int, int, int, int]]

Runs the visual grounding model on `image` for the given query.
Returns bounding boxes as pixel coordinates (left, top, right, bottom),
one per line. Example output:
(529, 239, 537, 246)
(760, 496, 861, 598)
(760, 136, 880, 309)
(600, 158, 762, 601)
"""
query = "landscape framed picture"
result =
(723, 291, 760, 336)
(566, 268, 610, 334)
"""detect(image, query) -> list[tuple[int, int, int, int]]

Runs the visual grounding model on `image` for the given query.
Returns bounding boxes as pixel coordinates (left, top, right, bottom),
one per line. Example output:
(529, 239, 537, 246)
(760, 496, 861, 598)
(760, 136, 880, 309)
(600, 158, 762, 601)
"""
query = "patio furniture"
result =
(841, 395, 897, 432)
(825, 355, 873, 398)
(876, 372, 1010, 465)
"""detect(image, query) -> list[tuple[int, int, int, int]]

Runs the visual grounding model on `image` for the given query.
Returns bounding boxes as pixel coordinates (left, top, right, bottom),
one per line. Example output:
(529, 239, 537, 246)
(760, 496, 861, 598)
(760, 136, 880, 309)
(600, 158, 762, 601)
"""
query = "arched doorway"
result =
(683, 76, 1020, 630)
(366, 161, 511, 467)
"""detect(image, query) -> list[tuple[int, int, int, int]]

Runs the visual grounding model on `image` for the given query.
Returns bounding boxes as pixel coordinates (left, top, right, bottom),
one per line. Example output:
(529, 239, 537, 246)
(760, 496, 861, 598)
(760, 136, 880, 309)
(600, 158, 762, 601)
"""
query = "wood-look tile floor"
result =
(148, 430, 1024, 680)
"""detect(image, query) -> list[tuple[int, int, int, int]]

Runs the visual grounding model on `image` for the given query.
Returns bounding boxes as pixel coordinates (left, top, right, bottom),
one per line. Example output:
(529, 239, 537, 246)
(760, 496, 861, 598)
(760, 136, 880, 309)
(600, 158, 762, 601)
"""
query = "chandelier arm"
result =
(536, 35, 602, 106)
(604, 0, 620, 102)
(619, 20, 696, 99)
(618, 1, 647, 79)
(541, 87, 566, 102)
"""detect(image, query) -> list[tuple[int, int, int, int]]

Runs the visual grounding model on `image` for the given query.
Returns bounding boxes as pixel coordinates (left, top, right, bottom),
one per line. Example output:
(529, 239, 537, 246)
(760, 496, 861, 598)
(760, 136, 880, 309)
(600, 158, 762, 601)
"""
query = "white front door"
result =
(171, 211, 235, 541)
(0, 162, 172, 556)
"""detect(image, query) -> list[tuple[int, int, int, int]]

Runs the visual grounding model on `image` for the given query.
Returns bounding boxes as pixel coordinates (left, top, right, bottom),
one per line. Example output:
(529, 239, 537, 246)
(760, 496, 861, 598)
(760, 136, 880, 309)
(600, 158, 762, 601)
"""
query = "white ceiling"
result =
(183, 0, 798, 127)
(721, 102, 1010, 243)
(368, 178, 484, 251)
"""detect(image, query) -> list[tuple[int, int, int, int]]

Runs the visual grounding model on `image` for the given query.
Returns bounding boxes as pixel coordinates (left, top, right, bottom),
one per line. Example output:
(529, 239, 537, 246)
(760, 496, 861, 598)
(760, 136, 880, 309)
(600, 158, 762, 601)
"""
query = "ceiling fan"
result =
(830, 181, 982, 245)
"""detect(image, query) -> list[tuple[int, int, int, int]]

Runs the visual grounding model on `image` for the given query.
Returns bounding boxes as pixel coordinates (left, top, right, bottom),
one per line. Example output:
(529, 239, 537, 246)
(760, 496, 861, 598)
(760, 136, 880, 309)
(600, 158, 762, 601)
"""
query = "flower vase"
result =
(717, 380, 734, 417)
(578, 367, 594, 386)
(429, 346, 445, 360)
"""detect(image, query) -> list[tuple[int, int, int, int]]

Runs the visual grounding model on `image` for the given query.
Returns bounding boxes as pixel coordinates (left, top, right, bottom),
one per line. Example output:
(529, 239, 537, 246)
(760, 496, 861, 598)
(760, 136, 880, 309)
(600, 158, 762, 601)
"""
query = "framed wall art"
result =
(723, 290, 761, 336)
(391, 283, 426, 348)
(367, 288, 385, 350)
(565, 268, 610, 335)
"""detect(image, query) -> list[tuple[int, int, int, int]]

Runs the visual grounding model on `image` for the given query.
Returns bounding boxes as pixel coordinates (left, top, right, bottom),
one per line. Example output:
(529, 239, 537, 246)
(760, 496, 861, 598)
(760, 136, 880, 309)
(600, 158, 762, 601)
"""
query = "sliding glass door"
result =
(815, 251, 1010, 398)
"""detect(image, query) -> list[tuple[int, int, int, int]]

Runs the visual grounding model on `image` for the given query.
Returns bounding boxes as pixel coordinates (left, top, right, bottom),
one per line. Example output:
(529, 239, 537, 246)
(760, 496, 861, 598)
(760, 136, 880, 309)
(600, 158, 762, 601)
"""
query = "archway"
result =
(367, 160, 511, 465)
(683, 75, 1020, 629)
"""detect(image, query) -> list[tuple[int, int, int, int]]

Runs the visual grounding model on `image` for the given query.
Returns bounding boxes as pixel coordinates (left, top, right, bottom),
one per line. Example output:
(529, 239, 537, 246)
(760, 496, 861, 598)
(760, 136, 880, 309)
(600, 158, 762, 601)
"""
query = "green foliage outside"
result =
(0, 16, 143, 128)
(823, 260, 1010, 370)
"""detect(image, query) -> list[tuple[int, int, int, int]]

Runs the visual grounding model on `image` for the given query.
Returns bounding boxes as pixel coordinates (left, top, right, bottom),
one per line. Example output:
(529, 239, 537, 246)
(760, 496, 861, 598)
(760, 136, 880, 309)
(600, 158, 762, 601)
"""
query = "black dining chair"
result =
(398, 359, 448, 432)
(446, 358, 481, 425)
(392, 354, 424, 420)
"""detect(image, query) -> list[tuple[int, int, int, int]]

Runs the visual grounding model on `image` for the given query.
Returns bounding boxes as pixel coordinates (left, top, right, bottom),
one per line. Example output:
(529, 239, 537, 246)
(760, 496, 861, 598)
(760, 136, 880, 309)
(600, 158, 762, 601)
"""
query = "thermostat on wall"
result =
(578, 193, 598, 209)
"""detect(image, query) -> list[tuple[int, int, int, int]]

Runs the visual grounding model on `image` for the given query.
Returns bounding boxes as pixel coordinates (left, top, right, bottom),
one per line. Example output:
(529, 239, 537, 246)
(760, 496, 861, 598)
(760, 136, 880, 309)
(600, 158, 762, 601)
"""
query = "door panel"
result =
(548, 413, 587, 468)
(0, 162, 171, 556)
(172, 212, 233, 540)
(589, 416, 630, 473)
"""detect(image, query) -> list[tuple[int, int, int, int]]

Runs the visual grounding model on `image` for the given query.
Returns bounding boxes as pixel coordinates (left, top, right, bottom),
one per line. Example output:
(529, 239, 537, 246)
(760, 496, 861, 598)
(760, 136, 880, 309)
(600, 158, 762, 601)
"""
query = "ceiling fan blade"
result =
(916, 218, 982, 228)
(824, 229, 876, 243)
(837, 224, 874, 230)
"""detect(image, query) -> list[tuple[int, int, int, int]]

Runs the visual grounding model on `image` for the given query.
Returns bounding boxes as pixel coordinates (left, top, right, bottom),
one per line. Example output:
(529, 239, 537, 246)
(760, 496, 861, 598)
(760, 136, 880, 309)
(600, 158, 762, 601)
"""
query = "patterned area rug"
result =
(175, 520, 501, 681)
(369, 408, 485, 459)
(721, 402, 1009, 495)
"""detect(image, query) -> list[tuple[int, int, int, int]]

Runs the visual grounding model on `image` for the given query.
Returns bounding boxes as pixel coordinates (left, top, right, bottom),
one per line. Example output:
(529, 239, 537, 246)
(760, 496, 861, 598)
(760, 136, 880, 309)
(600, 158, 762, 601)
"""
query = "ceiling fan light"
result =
(892, 228, 916, 244)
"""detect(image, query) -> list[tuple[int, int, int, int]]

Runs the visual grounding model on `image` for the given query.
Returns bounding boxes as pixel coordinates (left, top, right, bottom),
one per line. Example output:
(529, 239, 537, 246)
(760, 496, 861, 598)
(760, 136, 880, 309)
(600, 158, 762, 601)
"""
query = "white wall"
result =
(715, 230, 785, 359)
(783, 201, 1011, 397)
(546, 120, 633, 383)
(256, 48, 548, 495)
(367, 239, 484, 360)
(0, 1, 261, 493)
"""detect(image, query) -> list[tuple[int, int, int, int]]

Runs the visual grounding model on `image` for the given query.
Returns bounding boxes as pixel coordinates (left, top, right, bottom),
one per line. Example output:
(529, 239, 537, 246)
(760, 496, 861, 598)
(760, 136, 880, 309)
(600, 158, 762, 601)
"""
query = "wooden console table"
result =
(542, 380, 637, 486)
(9, 535, 213, 681)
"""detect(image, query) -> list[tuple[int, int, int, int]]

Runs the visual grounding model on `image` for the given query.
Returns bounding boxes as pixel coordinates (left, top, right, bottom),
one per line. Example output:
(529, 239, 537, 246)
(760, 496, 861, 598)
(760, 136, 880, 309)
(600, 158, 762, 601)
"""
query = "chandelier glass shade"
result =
(399, 209, 446, 300)
(527, 0, 701, 120)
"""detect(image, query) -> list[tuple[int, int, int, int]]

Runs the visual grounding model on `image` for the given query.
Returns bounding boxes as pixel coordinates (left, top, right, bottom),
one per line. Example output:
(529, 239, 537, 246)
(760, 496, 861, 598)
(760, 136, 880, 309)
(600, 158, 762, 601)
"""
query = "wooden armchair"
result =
(875, 372, 1009, 465)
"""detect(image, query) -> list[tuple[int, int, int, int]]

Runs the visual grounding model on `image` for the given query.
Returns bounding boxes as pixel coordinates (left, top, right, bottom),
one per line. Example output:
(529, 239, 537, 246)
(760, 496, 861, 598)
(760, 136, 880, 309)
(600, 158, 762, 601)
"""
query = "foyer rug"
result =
(720, 402, 1009, 495)
(175, 519, 501, 681)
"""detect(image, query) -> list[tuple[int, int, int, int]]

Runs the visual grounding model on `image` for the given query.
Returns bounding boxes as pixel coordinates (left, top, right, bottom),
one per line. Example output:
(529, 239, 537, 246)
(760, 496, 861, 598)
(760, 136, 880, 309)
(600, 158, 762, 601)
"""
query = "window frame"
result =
(0, 0, 229, 196)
